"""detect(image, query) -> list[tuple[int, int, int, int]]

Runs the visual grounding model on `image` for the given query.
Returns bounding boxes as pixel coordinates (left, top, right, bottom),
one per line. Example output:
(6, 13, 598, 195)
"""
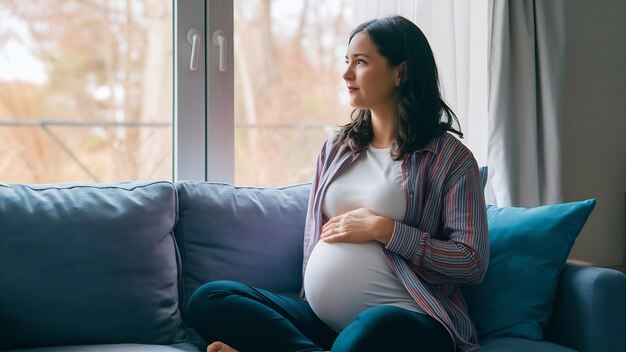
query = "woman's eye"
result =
(356, 59, 365, 64)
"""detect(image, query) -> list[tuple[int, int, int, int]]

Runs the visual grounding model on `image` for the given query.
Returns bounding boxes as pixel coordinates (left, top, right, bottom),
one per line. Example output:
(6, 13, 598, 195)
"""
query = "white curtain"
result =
(352, 0, 489, 168)
(488, 0, 565, 207)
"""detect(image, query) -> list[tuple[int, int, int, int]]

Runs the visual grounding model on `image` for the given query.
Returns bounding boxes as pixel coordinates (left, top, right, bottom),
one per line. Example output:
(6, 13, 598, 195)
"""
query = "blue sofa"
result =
(0, 181, 624, 352)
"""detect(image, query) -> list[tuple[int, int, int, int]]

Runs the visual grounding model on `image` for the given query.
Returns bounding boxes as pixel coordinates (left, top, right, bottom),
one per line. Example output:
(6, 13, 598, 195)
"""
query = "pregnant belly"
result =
(303, 240, 418, 332)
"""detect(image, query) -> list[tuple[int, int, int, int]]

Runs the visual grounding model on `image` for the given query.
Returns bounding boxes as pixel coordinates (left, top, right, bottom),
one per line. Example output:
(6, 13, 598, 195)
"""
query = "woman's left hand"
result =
(321, 208, 394, 244)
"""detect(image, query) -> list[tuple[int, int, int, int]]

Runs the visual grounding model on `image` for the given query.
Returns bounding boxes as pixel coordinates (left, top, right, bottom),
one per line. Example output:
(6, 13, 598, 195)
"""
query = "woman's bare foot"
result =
(207, 341, 239, 352)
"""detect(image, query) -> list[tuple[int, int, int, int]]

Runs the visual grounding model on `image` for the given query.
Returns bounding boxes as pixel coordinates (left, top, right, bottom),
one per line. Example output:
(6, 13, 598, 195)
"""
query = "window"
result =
(225, 0, 486, 187)
(1, 0, 485, 187)
(0, 0, 204, 184)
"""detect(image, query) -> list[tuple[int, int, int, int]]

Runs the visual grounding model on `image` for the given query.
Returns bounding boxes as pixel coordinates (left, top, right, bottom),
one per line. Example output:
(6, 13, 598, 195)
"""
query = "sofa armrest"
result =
(544, 264, 626, 352)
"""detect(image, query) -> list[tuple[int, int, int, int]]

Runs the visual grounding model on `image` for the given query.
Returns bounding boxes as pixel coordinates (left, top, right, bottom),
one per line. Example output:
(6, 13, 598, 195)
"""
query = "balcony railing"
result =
(0, 119, 335, 182)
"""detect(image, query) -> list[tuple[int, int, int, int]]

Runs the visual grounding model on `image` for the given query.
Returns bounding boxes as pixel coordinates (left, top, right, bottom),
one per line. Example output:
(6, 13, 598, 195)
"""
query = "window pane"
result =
(234, 0, 353, 186)
(0, 0, 173, 183)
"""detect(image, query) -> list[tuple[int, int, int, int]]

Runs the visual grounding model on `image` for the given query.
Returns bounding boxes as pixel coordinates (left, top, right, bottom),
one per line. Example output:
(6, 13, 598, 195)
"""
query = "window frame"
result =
(174, 0, 234, 183)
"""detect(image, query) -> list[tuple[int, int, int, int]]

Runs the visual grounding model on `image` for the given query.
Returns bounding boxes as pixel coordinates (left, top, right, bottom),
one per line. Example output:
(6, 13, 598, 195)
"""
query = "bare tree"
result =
(234, 0, 352, 185)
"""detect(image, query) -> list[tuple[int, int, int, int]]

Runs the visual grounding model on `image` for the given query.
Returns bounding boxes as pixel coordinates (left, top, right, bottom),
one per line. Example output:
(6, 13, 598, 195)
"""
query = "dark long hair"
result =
(336, 15, 463, 160)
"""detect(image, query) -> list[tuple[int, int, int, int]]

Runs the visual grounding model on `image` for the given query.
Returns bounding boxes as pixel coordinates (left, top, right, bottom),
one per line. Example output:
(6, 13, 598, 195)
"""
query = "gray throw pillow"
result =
(0, 181, 186, 350)
(174, 181, 310, 318)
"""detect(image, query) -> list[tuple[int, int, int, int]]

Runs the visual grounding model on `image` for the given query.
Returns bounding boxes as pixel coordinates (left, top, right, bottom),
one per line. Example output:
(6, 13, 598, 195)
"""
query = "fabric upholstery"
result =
(544, 264, 626, 352)
(174, 181, 311, 317)
(477, 337, 576, 352)
(462, 199, 596, 340)
(0, 182, 186, 350)
(1, 343, 201, 352)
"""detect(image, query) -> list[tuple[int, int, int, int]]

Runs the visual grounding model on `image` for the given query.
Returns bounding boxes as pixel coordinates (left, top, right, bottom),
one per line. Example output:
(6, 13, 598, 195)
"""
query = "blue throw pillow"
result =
(462, 199, 596, 340)
(479, 166, 488, 188)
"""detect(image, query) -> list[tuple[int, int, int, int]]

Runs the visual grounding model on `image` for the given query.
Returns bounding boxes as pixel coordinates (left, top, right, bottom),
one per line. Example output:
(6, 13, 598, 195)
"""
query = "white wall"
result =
(563, 0, 626, 267)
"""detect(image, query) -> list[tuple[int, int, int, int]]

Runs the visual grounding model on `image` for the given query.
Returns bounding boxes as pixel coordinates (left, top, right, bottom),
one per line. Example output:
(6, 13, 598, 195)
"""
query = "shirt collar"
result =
(416, 135, 441, 155)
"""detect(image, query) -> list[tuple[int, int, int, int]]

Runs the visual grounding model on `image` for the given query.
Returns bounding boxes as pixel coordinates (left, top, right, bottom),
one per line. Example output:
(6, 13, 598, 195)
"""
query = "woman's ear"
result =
(395, 61, 407, 86)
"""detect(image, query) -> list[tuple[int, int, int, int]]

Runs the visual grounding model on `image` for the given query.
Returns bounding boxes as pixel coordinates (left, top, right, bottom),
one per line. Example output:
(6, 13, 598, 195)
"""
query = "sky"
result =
(0, 13, 47, 84)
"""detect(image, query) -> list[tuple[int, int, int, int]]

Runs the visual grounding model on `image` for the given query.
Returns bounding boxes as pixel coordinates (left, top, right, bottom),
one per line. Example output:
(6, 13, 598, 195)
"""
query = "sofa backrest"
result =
(174, 181, 310, 318)
(0, 181, 186, 350)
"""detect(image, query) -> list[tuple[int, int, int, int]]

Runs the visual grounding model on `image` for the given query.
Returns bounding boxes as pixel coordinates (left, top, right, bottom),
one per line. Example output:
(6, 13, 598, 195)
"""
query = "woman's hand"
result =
(321, 208, 394, 244)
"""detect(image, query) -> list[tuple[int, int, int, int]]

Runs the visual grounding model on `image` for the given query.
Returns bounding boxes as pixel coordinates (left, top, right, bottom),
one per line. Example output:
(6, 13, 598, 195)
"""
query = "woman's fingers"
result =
(322, 215, 343, 234)
(321, 224, 338, 239)
(322, 232, 346, 243)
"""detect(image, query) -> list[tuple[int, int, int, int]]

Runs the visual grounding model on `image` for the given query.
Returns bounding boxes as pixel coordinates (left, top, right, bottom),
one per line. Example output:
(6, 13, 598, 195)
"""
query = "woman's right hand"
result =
(320, 208, 394, 245)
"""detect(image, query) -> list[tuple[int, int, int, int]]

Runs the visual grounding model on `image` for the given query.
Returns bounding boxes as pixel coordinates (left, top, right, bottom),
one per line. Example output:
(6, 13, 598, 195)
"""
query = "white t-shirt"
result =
(303, 145, 425, 332)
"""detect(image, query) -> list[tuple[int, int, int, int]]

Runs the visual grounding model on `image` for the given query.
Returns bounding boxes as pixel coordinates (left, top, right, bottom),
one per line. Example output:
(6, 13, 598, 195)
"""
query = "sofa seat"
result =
(3, 343, 201, 352)
(478, 337, 576, 352)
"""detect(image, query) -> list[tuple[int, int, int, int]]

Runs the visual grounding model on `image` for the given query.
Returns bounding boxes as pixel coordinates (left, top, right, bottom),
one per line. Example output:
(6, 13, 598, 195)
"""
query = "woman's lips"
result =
(347, 87, 359, 93)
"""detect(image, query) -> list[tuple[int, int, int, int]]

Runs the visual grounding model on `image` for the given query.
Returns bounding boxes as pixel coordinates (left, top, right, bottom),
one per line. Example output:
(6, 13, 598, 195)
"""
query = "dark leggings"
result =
(187, 280, 454, 352)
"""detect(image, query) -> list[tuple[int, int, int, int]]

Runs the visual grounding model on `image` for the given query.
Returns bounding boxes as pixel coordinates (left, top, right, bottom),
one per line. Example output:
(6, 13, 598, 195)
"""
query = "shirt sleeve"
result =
(384, 164, 489, 285)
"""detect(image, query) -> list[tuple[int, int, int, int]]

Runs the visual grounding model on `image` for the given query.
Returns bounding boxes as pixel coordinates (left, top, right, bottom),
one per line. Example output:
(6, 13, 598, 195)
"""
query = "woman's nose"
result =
(342, 66, 353, 81)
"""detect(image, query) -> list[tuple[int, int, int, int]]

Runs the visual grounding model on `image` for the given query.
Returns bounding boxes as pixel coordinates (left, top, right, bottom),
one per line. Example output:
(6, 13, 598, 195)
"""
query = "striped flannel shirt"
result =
(301, 132, 489, 352)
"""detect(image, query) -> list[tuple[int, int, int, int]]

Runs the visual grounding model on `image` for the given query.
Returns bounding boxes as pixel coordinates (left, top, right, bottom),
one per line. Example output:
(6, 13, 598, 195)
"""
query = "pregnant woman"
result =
(187, 15, 489, 352)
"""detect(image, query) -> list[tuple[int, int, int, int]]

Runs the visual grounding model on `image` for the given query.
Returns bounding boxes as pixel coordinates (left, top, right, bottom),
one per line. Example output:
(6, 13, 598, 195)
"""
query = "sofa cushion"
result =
(477, 337, 576, 352)
(1, 342, 201, 352)
(0, 182, 186, 350)
(462, 199, 596, 340)
(174, 181, 310, 317)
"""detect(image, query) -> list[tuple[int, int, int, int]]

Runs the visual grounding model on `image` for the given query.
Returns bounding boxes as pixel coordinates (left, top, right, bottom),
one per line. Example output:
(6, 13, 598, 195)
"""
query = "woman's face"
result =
(343, 31, 401, 111)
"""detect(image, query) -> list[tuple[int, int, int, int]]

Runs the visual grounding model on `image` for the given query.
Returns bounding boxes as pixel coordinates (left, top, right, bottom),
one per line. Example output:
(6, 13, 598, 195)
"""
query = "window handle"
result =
(212, 30, 227, 72)
(187, 28, 201, 71)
